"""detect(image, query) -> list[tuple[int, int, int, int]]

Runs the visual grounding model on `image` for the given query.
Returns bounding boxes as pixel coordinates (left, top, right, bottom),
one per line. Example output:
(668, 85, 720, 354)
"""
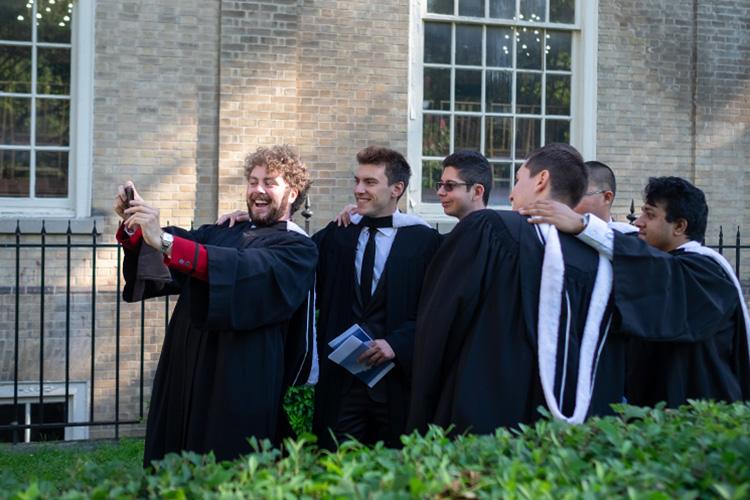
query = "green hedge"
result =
(4, 401, 750, 499)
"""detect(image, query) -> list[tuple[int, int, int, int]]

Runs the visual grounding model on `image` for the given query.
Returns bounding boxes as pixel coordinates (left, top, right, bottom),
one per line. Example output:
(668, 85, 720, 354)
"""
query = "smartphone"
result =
(124, 186, 134, 204)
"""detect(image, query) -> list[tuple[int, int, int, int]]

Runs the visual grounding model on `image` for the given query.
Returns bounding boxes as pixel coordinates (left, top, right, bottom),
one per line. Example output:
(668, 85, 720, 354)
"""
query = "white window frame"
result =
(407, 0, 597, 222)
(0, 381, 89, 441)
(0, 0, 95, 218)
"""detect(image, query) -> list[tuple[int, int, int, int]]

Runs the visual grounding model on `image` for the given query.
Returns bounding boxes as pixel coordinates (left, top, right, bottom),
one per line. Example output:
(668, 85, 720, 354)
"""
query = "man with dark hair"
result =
(510, 143, 587, 208)
(312, 146, 442, 448)
(575, 161, 635, 234)
(408, 143, 619, 434)
(437, 150, 492, 219)
(521, 176, 749, 408)
(114, 145, 318, 465)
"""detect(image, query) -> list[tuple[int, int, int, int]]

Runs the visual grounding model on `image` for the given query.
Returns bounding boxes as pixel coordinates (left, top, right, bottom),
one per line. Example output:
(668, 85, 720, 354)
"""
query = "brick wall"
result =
(216, 0, 410, 231)
(597, 0, 750, 243)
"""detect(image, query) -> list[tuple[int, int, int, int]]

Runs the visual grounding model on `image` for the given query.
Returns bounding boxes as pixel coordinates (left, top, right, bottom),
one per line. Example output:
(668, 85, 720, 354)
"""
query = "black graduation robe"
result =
(407, 209, 622, 435)
(612, 233, 750, 407)
(121, 221, 318, 465)
(312, 221, 442, 449)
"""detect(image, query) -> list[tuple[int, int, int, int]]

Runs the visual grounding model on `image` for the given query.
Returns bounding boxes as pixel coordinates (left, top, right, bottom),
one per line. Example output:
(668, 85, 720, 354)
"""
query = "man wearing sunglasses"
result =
(435, 150, 491, 220)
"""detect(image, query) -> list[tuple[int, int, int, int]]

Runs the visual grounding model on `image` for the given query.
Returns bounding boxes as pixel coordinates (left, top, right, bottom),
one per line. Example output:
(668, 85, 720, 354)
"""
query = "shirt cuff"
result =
(164, 236, 208, 281)
(116, 224, 143, 251)
(576, 213, 614, 260)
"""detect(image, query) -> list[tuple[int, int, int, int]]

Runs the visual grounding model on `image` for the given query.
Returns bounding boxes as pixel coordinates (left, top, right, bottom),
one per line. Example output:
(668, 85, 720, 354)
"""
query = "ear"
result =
(535, 169, 550, 193)
(672, 218, 688, 237)
(603, 190, 615, 206)
(288, 187, 299, 205)
(390, 181, 405, 199)
(472, 183, 485, 202)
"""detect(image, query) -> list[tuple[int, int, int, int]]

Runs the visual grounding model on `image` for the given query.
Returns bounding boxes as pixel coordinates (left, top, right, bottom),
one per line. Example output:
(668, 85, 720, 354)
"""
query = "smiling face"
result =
(245, 164, 298, 225)
(438, 166, 478, 219)
(353, 163, 403, 218)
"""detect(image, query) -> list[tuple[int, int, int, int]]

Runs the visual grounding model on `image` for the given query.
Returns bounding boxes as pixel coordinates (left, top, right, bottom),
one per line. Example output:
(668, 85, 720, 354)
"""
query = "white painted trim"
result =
(408, 0, 598, 220)
(72, 0, 95, 218)
(406, 0, 425, 212)
(578, 0, 598, 160)
(0, 0, 94, 218)
(0, 381, 89, 441)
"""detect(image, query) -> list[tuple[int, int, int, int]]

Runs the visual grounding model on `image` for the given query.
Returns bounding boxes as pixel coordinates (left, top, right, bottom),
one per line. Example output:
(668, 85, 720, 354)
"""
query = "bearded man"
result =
(114, 145, 318, 465)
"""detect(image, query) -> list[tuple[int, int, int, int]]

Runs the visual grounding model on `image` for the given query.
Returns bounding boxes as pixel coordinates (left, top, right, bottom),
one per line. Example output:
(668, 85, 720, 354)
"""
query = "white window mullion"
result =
(30, 0, 38, 202)
(450, 22, 456, 152)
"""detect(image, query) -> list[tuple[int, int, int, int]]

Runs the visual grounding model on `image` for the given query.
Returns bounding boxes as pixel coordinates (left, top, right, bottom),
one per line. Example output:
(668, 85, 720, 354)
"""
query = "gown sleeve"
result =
(121, 225, 198, 302)
(612, 231, 739, 343)
(201, 232, 319, 332)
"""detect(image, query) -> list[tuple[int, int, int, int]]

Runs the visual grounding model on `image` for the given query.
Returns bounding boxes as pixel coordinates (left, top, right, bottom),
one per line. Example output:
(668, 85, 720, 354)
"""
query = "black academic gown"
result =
(612, 233, 750, 407)
(312, 221, 442, 449)
(407, 209, 621, 435)
(122, 221, 318, 465)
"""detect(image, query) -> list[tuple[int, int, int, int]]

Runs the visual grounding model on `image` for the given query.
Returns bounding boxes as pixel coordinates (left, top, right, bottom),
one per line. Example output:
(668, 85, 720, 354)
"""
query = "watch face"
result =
(163, 233, 174, 243)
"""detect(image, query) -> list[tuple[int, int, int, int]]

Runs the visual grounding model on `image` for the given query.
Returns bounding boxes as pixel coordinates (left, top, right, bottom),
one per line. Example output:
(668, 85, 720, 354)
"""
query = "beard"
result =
(247, 191, 290, 226)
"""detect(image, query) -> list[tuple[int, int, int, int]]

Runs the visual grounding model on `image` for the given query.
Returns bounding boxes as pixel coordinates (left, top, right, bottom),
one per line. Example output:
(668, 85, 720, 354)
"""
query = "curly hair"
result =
(243, 145, 312, 214)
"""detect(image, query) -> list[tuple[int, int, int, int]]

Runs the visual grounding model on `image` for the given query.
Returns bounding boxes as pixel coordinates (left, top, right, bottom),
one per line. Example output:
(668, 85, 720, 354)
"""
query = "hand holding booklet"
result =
(328, 324, 394, 388)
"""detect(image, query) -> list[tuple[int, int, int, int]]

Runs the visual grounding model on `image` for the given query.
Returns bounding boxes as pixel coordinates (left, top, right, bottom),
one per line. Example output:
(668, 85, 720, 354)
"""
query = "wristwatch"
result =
(160, 231, 174, 254)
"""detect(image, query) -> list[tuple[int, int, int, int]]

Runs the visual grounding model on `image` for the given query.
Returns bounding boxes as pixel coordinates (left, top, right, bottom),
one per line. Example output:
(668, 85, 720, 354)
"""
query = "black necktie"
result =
(359, 216, 393, 304)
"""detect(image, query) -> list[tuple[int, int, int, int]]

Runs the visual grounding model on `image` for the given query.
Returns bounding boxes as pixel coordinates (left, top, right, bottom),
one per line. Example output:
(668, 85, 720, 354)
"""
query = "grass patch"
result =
(0, 438, 143, 491)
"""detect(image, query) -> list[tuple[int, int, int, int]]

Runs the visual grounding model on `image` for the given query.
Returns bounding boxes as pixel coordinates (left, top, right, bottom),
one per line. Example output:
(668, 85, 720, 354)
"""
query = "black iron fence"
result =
(0, 202, 744, 444)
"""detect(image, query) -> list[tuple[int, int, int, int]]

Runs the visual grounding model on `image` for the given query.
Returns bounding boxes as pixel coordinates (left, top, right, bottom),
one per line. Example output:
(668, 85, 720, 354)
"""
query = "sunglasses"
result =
(436, 181, 473, 192)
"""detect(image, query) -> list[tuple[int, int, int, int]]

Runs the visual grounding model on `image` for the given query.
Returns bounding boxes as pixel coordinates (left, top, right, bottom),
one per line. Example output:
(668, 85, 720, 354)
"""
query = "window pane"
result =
(546, 31, 572, 70)
(30, 402, 66, 442)
(516, 72, 541, 114)
(423, 114, 450, 156)
(516, 29, 542, 70)
(38, 0, 73, 44)
(0, 1, 32, 41)
(486, 71, 511, 113)
(550, 0, 575, 24)
(36, 98, 70, 146)
(423, 68, 451, 111)
(546, 74, 570, 115)
(486, 27, 513, 68)
(38, 47, 71, 95)
(519, 0, 545, 22)
(485, 117, 512, 158)
(427, 0, 453, 14)
(0, 97, 31, 145)
(489, 0, 514, 19)
(0, 403, 26, 443)
(489, 162, 512, 205)
(545, 119, 570, 144)
(36, 150, 68, 197)
(455, 25, 482, 66)
(424, 23, 451, 64)
(458, 0, 484, 17)
(455, 69, 481, 112)
(455, 115, 481, 150)
(0, 45, 32, 93)
(0, 149, 30, 197)
(422, 160, 443, 203)
(515, 118, 540, 158)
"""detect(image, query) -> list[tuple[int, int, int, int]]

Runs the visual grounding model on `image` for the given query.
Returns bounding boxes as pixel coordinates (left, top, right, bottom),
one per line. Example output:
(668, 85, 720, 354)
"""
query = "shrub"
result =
(2, 401, 749, 498)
